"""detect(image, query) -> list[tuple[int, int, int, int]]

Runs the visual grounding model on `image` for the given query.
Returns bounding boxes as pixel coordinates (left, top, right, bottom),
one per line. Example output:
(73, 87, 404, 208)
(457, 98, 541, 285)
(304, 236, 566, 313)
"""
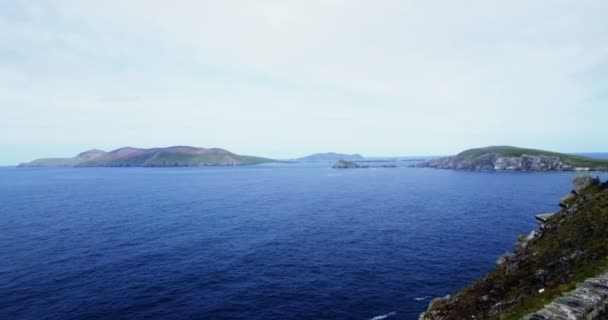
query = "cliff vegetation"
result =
(421, 175, 608, 319)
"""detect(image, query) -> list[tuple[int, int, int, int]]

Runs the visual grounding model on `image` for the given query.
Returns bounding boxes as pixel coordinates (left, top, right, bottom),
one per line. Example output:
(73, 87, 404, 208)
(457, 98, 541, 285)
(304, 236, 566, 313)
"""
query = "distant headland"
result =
(18, 146, 275, 167)
(297, 152, 365, 161)
(416, 146, 608, 172)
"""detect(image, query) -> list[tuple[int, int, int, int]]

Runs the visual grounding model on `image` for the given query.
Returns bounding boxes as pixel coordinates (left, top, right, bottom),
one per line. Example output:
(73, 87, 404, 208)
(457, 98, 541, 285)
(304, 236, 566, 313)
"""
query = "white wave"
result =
(413, 296, 432, 301)
(369, 311, 396, 320)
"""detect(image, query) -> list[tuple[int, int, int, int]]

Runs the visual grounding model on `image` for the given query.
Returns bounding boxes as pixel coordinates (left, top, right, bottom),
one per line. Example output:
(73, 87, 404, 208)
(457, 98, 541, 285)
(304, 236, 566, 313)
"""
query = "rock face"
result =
(418, 154, 575, 171)
(420, 175, 607, 319)
(18, 146, 275, 167)
(573, 174, 597, 194)
(416, 146, 608, 172)
(558, 175, 600, 209)
(522, 273, 608, 320)
(534, 213, 556, 223)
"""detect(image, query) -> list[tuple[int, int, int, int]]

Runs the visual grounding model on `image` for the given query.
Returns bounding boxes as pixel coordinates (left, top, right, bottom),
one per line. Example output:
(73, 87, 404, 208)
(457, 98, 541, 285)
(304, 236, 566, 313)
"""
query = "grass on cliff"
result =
(501, 257, 608, 320)
(426, 182, 608, 319)
(457, 146, 608, 168)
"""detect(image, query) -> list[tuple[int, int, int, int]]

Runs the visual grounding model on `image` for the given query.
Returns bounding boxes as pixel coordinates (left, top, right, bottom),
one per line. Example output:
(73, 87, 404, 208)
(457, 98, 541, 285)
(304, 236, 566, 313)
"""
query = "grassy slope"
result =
(93, 152, 274, 166)
(424, 181, 608, 319)
(143, 152, 274, 166)
(457, 146, 608, 168)
(237, 155, 276, 165)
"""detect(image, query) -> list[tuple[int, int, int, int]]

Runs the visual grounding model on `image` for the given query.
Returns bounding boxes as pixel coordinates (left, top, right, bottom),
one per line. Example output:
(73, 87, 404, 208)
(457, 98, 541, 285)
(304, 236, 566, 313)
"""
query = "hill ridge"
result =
(19, 146, 274, 167)
(417, 146, 608, 171)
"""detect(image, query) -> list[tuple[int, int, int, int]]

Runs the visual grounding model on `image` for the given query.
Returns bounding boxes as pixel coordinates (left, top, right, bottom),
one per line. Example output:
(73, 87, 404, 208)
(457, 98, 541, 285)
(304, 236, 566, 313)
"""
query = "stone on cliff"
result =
(496, 252, 515, 265)
(522, 272, 608, 320)
(560, 192, 576, 208)
(573, 174, 598, 194)
(535, 213, 556, 223)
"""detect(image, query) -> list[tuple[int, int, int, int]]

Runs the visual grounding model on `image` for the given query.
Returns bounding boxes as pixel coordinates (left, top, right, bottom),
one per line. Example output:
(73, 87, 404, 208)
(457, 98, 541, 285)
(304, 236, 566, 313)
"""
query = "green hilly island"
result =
(417, 146, 608, 171)
(18, 146, 275, 167)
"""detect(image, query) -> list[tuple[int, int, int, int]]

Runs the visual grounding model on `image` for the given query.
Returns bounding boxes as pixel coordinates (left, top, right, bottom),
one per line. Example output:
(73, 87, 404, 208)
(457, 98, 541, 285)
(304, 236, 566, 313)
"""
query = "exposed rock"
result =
(496, 252, 515, 266)
(515, 231, 538, 251)
(560, 193, 577, 208)
(419, 296, 451, 320)
(522, 272, 608, 320)
(559, 175, 600, 208)
(418, 154, 576, 171)
(415, 146, 608, 172)
(573, 174, 599, 194)
(535, 213, 556, 223)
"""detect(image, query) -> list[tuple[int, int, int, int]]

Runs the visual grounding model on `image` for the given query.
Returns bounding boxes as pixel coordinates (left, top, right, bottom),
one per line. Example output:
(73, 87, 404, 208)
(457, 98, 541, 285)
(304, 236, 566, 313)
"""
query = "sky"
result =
(1, 1, 607, 164)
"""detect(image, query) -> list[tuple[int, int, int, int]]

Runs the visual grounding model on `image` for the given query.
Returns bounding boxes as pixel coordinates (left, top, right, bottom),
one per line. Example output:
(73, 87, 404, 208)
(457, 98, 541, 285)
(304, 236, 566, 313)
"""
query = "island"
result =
(18, 146, 275, 167)
(330, 160, 399, 169)
(415, 146, 608, 171)
(297, 152, 365, 161)
(332, 160, 367, 169)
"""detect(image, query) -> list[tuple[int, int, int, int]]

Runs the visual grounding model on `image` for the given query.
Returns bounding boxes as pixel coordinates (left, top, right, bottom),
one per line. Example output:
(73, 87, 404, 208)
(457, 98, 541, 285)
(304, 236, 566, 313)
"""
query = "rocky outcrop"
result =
(535, 213, 556, 223)
(560, 192, 577, 208)
(559, 175, 600, 208)
(574, 174, 598, 194)
(415, 146, 608, 172)
(420, 175, 608, 319)
(417, 154, 576, 171)
(522, 272, 608, 320)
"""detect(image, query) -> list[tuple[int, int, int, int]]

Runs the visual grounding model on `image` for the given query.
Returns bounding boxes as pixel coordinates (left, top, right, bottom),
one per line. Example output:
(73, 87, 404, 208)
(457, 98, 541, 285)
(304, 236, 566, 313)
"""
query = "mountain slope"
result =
(18, 146, 275, 167)
(416, 146, 608, 171)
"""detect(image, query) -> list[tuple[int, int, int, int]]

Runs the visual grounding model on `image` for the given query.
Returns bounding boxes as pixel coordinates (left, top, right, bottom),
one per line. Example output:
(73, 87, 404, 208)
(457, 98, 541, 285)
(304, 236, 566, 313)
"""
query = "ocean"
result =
(1, 163, 605, 320)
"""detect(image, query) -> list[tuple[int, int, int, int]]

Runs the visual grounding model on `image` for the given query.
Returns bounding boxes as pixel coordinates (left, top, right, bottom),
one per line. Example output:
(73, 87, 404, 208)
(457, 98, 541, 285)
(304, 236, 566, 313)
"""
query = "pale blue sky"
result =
(1, 1, 607, 165)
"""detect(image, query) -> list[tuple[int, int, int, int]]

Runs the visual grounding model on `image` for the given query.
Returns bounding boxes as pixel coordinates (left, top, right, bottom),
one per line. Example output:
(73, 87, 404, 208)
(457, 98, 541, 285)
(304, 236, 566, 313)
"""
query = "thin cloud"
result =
(1, 1, 607, 164)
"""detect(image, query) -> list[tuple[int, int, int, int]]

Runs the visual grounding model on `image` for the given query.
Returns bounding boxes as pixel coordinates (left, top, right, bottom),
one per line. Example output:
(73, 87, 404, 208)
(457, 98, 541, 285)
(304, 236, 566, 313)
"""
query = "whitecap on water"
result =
(369, 311, 396, 320)
(413, 296, 432, 301)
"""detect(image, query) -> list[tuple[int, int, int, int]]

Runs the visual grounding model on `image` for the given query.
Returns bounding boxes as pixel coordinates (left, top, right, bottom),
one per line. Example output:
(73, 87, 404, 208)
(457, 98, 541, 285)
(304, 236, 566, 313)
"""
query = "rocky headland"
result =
(416, 146, 608, 172)
(18, 146, 275, 167)
(420, 174, 608, 320)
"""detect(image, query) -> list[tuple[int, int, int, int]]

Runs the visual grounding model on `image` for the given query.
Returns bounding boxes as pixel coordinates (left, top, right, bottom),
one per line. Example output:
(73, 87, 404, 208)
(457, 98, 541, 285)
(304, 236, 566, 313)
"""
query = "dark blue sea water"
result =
(1, 163, 605, 320)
